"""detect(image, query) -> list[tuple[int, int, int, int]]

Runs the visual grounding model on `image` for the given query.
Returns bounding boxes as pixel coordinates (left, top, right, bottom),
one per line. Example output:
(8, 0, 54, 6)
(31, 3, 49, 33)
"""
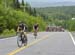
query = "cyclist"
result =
(33, 23, 39, 31)
(33, 23, 39, 38)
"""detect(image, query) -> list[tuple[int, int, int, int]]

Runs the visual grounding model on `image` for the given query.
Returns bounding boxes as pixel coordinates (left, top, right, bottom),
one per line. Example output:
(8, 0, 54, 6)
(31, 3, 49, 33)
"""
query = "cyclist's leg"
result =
(24, 31, 27, 41)
(23, 31, 27, 45)
(20, 30, 23, 41)
(34, 29, 37, 37)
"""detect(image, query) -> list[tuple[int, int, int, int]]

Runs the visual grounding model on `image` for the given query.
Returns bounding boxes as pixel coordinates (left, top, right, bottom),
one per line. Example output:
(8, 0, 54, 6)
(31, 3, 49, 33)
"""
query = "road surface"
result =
(0, 32, 75, 55)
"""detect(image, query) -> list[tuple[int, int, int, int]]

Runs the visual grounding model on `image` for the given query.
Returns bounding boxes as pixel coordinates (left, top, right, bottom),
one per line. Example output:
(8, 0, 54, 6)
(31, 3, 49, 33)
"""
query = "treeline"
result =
(0, 0, 46, 34)
(36, 6, 75, 31)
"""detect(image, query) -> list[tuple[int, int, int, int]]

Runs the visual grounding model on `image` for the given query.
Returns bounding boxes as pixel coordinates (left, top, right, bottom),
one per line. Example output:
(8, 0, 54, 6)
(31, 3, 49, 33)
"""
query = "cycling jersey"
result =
(34, 24, 38, 30)
(18, 23, 27, 31)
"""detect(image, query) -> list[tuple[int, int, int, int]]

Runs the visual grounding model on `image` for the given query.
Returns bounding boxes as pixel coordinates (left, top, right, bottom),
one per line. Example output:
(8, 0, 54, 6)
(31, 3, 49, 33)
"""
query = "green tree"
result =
(15, 0, 20, 9)
(32, 8, 37, 16)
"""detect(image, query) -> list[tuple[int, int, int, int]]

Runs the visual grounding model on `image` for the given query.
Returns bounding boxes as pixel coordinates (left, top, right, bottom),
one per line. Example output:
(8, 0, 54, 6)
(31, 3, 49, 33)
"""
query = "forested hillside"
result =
(36, 6, 75, 31)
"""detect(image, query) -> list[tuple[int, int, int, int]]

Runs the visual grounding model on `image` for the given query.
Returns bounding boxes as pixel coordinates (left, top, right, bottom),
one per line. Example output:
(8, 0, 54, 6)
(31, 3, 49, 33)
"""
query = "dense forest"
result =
(36, 6, 75, 31)
(0, 0, 46, 38)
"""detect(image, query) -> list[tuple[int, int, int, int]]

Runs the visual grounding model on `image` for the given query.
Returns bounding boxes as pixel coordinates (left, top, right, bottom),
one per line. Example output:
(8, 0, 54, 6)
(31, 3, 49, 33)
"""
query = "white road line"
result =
(69, 32, 75, 46)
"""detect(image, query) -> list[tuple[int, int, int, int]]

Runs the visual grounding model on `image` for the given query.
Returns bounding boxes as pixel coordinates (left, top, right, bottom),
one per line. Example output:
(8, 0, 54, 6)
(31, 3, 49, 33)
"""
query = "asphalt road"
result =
(0, 32, 75, 55)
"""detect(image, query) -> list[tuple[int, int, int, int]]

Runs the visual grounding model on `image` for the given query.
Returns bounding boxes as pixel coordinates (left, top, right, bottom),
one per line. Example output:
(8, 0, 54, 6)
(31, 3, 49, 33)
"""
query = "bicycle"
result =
(17, 31, 27, 47)
(33, 30, 37, 39)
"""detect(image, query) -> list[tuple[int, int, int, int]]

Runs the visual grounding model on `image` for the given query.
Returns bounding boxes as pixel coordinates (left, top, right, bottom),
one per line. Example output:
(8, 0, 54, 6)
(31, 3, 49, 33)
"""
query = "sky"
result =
(25, 0, 75, 3)
(19, 0, 75, 7)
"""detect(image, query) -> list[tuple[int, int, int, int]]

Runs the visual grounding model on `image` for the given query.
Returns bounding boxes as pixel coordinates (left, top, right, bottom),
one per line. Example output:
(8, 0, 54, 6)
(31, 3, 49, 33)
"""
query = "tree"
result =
(21, 0, 25, 12)
(32, 8, 37, 16)
(25, 2, 32, 14)
(13, 0, 16, 8)
(14, 0, 20, 9)
(22, 0, 25, 6)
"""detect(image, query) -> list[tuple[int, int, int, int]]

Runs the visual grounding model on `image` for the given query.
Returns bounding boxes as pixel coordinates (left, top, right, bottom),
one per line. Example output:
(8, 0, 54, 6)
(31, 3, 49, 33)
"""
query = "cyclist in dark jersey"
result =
(33, 23, 39, 31)
(33, 23, 39, 38)
(17, 21, 27, 35)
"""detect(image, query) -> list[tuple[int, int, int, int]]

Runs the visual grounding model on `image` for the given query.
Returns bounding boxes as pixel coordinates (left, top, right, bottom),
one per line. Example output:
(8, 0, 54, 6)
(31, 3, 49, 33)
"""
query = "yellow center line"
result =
(8, 35, 49, 55)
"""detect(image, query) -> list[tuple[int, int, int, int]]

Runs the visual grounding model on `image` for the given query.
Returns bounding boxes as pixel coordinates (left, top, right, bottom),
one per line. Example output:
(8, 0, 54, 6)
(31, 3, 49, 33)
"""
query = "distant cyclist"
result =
(33, 23, 39, 38)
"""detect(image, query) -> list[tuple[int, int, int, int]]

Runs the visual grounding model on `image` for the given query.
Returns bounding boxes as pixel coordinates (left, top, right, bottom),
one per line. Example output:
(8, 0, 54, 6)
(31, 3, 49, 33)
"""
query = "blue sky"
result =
(25, 0, 75, 2)
(19, 0, 75, 3)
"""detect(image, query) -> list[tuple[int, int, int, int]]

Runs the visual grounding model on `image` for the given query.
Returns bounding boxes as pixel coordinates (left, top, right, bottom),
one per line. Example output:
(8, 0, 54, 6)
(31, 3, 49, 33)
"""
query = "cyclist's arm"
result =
(17, 26, 19, 32)
(23, 26, 26, 32)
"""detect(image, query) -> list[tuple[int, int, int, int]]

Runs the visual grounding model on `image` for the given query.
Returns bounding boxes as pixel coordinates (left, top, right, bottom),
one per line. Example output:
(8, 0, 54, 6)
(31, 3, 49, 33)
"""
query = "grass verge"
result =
(0, 29, 16, 39)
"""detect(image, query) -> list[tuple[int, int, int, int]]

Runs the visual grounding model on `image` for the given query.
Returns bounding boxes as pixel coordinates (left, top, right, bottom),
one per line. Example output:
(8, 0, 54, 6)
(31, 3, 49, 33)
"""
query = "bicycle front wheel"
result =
(17, 36, 22, 47)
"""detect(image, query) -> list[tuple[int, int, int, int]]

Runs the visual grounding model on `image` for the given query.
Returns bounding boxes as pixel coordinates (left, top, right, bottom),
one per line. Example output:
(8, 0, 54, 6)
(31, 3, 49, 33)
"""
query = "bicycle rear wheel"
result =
(23, 35, 27, 46)
(34, 32, 37, 39)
